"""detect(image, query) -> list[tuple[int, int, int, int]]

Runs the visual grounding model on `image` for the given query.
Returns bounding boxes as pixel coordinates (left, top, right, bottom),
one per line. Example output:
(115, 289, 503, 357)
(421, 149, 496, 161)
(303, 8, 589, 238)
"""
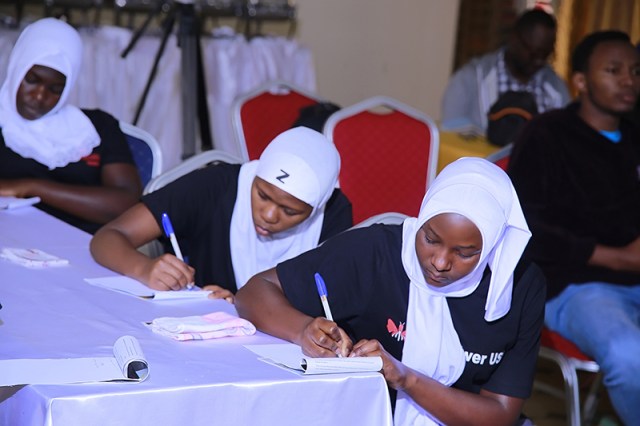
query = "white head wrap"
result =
(0, 18, 99, 169)
(230, 127, 341, 288)
(394, 157, 531, 426)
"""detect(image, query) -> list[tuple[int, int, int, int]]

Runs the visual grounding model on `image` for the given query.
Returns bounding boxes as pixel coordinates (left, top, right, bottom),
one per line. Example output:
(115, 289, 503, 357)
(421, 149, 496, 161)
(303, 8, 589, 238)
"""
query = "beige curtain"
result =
(554, 0, 640, 86)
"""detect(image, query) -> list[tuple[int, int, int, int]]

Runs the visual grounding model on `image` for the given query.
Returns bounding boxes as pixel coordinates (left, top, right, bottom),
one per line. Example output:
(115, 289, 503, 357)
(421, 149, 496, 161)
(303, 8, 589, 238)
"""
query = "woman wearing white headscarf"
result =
(0, 18, 141, 234)
(91, 127, 352, 301)
(236, 157, 546, 425)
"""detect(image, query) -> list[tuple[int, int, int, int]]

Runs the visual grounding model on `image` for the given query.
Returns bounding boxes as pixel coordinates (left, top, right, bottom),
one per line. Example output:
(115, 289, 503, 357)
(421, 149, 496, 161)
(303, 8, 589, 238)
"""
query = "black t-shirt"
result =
(142, 162, 353, 292)
(0, 109, 135, 234)
(277, 224, 546, 404)
(508, 103, 640, 298)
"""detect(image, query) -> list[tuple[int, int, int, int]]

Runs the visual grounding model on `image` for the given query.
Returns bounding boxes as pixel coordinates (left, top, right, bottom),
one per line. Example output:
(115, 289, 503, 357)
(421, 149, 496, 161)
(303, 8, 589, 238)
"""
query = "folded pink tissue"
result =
(0, 248, 69, 268)
(146, 311, 256, 341)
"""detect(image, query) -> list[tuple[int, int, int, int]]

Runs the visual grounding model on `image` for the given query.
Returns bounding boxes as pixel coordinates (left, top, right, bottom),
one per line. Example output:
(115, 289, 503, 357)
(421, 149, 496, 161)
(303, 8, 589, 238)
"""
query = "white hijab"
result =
(230, 127, 340, 289)
(394, 157, 531, 426)
(0, 18, 99, 170)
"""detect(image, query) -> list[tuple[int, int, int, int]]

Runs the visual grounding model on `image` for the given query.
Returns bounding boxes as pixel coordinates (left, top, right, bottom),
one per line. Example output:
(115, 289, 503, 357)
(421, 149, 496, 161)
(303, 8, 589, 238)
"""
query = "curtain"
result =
(554, 0, 640, 85)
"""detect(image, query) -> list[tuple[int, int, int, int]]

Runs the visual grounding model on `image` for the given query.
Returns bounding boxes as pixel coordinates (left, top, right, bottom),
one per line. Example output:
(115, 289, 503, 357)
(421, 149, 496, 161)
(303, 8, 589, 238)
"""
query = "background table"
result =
(0, 207, 392, 426)
(437, 131, 500, 172)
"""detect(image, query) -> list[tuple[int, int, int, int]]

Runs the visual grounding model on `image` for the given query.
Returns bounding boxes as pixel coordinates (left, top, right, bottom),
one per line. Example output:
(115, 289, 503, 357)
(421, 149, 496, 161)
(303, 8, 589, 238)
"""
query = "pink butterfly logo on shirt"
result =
(387, 318, 406, 341)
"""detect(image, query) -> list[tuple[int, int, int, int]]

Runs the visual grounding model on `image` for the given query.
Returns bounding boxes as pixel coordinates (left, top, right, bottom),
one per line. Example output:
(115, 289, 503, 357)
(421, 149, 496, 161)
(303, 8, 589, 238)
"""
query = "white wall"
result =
(295, 0, 460, 121)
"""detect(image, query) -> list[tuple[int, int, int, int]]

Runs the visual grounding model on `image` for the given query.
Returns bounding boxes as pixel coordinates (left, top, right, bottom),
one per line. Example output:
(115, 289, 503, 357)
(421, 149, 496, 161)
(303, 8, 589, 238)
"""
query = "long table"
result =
(437, 131, 500, 172)
(0, 207, 392, 426)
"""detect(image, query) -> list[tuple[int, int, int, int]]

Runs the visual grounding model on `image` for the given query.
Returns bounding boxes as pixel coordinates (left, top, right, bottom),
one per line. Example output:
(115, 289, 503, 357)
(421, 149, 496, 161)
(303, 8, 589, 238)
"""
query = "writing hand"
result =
(142, 253, 195, 291)
(299, 317, 353, 358)
(350, 339, 414, 390)
(203, 284, 235, 304)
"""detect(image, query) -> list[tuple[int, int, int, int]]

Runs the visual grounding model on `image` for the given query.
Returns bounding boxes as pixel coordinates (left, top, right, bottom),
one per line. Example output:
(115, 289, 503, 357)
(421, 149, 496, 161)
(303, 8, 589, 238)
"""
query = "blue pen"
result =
(315, 273, 345, 357)
(161, 213, 194, 290)
(314, 273, 334, 322)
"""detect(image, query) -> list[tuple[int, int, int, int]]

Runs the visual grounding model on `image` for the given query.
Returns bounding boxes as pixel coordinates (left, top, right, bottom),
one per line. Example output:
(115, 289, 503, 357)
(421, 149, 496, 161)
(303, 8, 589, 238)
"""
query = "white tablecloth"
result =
(0, 25, 316, 170)
(0, 207, 392, 426)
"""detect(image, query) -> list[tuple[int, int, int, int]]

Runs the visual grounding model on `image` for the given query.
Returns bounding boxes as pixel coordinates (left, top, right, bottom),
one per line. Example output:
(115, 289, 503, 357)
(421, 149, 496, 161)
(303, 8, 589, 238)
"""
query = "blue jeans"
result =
(546, 283, 640, 425)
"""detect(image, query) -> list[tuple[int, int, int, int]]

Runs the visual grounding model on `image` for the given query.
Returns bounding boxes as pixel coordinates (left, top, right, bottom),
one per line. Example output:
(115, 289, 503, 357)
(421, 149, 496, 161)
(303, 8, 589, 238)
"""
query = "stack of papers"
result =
(85, 276, 212, 300)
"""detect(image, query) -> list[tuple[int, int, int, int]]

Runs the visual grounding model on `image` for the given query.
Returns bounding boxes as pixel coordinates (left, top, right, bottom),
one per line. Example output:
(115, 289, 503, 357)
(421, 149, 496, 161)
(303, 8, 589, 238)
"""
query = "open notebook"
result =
(85, 276, 211, 300)
(245, 343, 382, 375)
(0, 335, 149, 386)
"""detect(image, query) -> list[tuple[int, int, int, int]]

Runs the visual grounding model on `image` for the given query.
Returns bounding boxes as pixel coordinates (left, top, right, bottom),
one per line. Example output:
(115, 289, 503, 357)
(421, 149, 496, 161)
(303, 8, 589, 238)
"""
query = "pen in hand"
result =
(314, 273, 334, 321)
(315, 273, 344, 357)
(161, 213, 194, 290)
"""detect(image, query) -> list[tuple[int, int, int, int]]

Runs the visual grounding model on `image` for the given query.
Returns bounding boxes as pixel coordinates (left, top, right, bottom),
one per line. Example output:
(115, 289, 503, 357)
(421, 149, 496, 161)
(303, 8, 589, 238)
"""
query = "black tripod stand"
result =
(121, 0, 212, 159)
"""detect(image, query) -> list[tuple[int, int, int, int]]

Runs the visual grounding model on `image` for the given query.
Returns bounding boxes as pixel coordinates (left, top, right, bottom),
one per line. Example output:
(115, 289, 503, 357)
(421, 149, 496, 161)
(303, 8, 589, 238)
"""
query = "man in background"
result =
(508, 30, 640, 425)
(440, 8, 570, 134)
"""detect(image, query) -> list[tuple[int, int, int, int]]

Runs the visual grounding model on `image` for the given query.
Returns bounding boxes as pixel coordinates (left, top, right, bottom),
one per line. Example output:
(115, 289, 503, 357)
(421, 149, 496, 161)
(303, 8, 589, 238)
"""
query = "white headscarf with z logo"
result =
(230, 127, 340, 289)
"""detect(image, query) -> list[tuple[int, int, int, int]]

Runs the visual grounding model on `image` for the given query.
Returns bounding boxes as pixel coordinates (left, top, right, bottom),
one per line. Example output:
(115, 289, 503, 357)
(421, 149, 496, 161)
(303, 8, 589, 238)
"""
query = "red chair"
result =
(536, 327, 603, 426)
(485, 143, 513, 171)
(231, 80, 322, 161)
(323, 96, 439, 224)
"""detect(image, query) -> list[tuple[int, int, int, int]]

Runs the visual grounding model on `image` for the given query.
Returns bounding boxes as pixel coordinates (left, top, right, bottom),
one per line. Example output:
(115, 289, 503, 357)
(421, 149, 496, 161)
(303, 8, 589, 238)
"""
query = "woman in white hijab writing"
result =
(91, 127, 352, 302)
(0, 18, 142, 234)
(236, 157, 546, 425)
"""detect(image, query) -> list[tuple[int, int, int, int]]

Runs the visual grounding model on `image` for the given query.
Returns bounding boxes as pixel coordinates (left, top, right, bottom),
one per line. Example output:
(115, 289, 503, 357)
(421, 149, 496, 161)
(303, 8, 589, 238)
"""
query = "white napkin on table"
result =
(146, 311, 256, 341)
(0, 248, 69, 268)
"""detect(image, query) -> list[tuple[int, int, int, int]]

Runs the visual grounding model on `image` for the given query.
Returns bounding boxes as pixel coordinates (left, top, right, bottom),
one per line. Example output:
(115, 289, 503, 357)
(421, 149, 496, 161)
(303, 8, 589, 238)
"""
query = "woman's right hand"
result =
(298, 317, 353, 358)
(142, 254, 195, 291)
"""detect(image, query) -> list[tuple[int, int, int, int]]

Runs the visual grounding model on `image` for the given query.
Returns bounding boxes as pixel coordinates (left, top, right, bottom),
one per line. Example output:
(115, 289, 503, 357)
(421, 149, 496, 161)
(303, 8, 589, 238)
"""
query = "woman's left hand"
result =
(0, 179, 32, 198)
(203, 284, 235, 304)
(350, 339, 414, 391)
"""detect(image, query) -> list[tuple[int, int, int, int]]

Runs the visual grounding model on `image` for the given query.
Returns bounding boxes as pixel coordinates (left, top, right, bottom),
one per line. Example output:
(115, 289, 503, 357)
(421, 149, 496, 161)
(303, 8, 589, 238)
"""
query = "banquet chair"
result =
(140, 149, 242, 257)
(231, 79, 322, 161)
(119, 121, 163, 189)
(323, 96, 439, 224)
(351, 212, 408, 230)
(143, 149, 242, 195)
(536, 327, 603, 426)
(485, 143, 513, 171)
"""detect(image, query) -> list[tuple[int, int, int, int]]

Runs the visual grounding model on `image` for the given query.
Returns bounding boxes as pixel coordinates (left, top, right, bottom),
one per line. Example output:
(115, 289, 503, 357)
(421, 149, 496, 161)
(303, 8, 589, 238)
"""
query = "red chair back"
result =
(232, 81, 320, 161)
(485, 143, 513, 171)
(324, 96, 439, 224)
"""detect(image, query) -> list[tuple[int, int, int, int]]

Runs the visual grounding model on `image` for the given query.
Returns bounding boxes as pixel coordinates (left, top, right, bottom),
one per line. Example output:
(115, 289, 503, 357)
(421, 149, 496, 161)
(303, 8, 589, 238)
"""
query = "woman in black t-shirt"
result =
(0, 18, 141, 234)
(91, 127, 352, 301)
(236, 157, 545, 426)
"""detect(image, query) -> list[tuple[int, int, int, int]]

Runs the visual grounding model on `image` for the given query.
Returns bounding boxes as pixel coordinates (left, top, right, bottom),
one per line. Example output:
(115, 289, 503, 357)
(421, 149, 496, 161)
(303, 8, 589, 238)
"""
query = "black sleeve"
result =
(482, 262, 546, 398)
(142, 163, 239, 244)
(319, 188, 353, 242)
(83, 109, 135, 166)
(507, 116, 595, 268)
(277, 226, 384, 321)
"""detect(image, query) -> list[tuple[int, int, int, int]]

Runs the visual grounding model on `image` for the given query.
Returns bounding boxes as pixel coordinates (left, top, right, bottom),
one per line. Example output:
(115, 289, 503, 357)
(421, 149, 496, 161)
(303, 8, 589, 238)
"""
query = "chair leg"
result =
(582, 371, 603, 425)
(539, 348, 582, 426)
